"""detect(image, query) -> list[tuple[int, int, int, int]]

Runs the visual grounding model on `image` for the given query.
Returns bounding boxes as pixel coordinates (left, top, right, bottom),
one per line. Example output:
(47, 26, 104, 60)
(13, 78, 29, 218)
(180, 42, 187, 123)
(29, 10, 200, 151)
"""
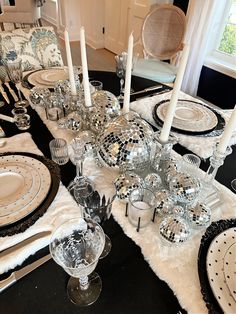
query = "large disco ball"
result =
(92, 90, 121, 118)
(97, 111, 154, 171)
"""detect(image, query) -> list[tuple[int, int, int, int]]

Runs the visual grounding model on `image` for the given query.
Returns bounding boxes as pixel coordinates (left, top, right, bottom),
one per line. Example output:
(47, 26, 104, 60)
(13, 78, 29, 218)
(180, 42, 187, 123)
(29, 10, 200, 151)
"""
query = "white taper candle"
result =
(80, 27, 92, 107)
(64, 29, 77, 95)
(159, 43, 190, 143)
(123, 33, 134, 114)
(217, 105, 236, 154)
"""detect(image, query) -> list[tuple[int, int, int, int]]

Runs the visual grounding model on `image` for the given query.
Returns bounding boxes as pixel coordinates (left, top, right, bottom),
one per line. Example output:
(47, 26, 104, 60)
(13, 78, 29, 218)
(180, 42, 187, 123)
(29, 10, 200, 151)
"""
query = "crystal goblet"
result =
(49, 218, 105, 306)
(2, 59, 29, 107)
(231, 179, 236, 192)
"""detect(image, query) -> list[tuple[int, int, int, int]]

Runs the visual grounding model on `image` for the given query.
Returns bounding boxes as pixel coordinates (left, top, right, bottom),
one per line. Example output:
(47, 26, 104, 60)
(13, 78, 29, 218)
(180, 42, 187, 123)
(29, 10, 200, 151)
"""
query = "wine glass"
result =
(115, 52, 127, 102)
(231, 179, 236, 192)
(2, 58, 29, 107)
(49, 217, 105, 306)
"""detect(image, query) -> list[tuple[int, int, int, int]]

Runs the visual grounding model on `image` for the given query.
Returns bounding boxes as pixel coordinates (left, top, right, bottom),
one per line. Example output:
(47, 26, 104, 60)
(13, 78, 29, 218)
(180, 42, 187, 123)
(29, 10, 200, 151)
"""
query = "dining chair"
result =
(0, 26, 64, 80)
(132, 4, 186, 84)
(0, 0, 42, 31)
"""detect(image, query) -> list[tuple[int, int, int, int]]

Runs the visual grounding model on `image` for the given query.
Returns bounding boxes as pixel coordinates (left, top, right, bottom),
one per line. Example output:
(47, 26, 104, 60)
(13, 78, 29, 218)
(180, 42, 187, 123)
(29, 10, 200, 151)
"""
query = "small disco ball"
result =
(185, 202, 211, 228)
(154, 189, 174, 216)
(144, 173, 162, 191)
(29, 87, 51, 106)
(159, 215, 190, 244)
(172, 205, 185, 217)
(90, 108, 109, 134)
(58, 111, 82, 132)
(97, 111, 154, 172)
(92, 90, 120, 118)
(169, 172, 201, 204)
(114, 172, 143, 201)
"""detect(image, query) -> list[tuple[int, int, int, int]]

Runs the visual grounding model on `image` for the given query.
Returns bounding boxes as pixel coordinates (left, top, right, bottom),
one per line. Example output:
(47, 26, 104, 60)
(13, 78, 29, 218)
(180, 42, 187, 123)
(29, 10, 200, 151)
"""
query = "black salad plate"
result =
(0, 152, 60, 237)
(153, 99, 225, 136)
(198, 219, 236, 314)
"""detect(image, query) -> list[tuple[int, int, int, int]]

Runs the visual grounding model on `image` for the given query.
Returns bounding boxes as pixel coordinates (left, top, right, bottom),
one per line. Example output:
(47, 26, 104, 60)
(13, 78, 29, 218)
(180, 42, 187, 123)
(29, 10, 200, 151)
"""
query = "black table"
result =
(0, 71, 235, 314)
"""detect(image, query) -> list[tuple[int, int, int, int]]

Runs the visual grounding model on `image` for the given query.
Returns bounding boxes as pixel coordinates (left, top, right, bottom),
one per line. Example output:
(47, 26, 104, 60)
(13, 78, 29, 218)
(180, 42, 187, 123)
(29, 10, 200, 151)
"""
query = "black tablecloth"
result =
(0, 71, 235, 314)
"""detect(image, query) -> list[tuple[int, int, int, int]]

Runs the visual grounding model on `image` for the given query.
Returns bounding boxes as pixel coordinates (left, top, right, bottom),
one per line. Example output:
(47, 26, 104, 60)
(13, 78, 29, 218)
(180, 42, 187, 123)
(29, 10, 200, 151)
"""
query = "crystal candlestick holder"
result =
(151, 132, 177, 185)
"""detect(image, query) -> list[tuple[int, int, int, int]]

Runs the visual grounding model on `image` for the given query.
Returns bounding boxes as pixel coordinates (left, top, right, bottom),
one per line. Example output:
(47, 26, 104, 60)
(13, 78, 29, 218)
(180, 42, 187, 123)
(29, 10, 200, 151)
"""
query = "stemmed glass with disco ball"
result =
(49, 218, 105, 306)
(2, 58, 29, 107)
(115, 52, 127, 102)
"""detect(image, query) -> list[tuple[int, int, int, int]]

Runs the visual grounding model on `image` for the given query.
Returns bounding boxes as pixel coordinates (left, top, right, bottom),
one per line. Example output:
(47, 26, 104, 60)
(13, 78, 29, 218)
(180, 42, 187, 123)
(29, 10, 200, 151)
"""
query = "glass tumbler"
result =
(11, 107, 31, 130)
(49, 138, 69, 165)
(128, 188, 156, 230)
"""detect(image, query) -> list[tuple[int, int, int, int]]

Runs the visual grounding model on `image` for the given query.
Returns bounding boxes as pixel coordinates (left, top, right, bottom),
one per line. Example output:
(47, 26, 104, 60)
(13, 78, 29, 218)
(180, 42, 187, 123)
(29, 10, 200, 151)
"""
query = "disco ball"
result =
(92, 90, 120, 118)
(114, 172, 143, 201)
(97, 111, 154, 171)
(159, 215, 190, 244)
(185, 202, 211, 228)
(154, 189, 173, 216)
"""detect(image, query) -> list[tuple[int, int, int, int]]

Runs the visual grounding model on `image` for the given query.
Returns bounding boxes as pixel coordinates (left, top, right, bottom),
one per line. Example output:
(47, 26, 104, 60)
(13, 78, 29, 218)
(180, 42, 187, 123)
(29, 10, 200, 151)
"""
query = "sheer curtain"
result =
(181, 0, 227, 96)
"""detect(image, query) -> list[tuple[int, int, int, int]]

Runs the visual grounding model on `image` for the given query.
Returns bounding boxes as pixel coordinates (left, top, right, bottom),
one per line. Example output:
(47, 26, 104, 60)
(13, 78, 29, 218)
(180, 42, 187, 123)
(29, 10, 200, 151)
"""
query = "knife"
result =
(4, 82, 19, 102)
(0, 82, 10, 104)
(130, 84, 163, 96)
(0, 254, 51, 293)
(0, 231, 51, 259)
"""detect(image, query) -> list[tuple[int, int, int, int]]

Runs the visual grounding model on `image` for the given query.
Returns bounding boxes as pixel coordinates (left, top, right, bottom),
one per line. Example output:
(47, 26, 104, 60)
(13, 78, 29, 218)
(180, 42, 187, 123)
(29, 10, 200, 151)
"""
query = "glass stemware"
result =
(49, 218, 105, 306)
(2, 59, 29, 107)
(231, 178, 236, 192)
(115, 52, 127, 103)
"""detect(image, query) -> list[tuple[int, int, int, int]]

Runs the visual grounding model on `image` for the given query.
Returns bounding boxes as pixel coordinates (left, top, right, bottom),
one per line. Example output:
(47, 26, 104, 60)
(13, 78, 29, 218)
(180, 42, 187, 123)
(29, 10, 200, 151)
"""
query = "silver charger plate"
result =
(0, 155, 51, 227)
(206, 227, 236, 313)
(155, 99, 218, 133)
(28, 68, 68, 88)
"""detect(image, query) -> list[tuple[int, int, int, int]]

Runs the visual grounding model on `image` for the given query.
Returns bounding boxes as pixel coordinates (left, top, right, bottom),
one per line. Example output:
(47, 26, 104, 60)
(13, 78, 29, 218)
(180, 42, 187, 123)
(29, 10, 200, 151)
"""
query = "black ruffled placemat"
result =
(198, 218, 236, 314)
(0, 152, 60, 237)
(153, 99, 225, 137)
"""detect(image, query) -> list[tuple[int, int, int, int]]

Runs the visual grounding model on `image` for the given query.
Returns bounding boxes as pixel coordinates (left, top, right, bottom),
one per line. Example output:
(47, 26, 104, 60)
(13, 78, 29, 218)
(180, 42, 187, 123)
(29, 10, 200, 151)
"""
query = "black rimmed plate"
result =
(198, 219, 236, 314)
(153, 99, 225, 136)
(0, 152, 60, 237)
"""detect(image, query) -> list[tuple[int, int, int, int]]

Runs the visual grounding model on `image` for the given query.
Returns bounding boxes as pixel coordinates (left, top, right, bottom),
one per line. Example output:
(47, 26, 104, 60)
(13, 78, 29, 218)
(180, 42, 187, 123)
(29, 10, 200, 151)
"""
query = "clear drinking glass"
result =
(2, 59, 29, 107)
(49, 218, 105, 306)
(90, 80, 103, 92)
(49, 138, 69, 165)
(128, 188, 156, 231)
(231, 179, 236, 192)
(11, 107, 30, 130)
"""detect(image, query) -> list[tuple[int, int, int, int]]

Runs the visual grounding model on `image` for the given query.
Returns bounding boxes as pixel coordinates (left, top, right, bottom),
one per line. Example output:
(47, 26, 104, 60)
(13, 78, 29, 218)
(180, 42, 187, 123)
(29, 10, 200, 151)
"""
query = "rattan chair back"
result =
(142, 4, 186, 60)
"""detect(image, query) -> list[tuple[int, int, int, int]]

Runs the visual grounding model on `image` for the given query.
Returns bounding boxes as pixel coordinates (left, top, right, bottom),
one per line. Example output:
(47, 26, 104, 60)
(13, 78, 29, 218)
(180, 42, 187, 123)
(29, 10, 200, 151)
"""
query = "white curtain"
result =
(181, 0, 227, 96)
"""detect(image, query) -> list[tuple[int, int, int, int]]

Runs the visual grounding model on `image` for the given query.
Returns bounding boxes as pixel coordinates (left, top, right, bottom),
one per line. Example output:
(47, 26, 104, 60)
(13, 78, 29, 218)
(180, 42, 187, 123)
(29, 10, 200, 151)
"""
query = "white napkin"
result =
(130, 91, 236, 159)
(0, 133, 81, 274)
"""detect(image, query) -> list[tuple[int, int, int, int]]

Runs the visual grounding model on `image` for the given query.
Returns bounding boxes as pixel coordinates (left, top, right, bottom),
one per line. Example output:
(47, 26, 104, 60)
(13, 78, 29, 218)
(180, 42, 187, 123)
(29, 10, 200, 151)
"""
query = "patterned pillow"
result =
(0, 26, 64, 80)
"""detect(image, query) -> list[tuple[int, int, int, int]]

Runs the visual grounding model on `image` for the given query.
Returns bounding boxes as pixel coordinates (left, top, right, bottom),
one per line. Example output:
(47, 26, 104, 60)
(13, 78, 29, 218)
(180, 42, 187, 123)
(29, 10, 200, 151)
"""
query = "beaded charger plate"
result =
(153, 99, 225, 136)
(198, 219, 236, 314)
(28, 68, 68, 88)
(0, 152, 60, 237)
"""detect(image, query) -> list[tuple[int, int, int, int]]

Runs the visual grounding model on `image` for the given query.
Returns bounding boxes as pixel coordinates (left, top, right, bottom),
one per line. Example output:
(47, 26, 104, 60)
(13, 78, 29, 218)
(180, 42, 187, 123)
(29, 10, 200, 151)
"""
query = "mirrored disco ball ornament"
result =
(154, 189, 174, 216)
(144, 173, 162, 192)
(29, 87, 50, 106)
(171, 205, 185, 217)
(58, 111, 82, 132)
(164, 160, 178, 184)
(97, 112, 154, 172)
(159, 215, 190, 244)
(92, 90, 121, 118)
(114, 172, 143, 201)
(169, 172, 201, 204)
(90, 108, 109, 134)
(185, 202, 211, 228)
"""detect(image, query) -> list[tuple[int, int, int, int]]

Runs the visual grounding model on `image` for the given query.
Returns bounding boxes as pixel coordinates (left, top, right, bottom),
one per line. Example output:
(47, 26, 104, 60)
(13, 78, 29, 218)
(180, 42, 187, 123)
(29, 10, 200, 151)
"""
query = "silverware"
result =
(0, 81, 10, 104)
(4, 82, 19, 102)
(0, 231, 51, 259)
(0, 253, 51, 293)
(0, 114, 14, 123)
(130, 84, 163, 96)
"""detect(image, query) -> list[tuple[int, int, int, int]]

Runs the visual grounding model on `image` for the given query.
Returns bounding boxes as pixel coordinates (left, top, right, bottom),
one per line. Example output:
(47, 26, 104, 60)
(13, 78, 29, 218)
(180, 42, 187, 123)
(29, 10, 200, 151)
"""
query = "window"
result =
(205, 0, 236, 78)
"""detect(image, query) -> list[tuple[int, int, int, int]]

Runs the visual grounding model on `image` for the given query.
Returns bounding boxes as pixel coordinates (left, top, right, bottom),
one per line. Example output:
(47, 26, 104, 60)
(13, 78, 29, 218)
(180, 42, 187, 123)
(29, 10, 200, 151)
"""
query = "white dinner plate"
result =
(0, 155, 51, 227)
(156, 100, 218, 133)
(207, 227, 236, 313)
(28, 68, 68, 88)
(223, 242, 236, 302)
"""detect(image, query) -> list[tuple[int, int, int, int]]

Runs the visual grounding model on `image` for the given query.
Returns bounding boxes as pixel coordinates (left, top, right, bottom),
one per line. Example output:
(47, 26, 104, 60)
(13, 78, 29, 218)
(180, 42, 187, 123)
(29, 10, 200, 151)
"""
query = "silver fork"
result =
(0, 79, 10, 104)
